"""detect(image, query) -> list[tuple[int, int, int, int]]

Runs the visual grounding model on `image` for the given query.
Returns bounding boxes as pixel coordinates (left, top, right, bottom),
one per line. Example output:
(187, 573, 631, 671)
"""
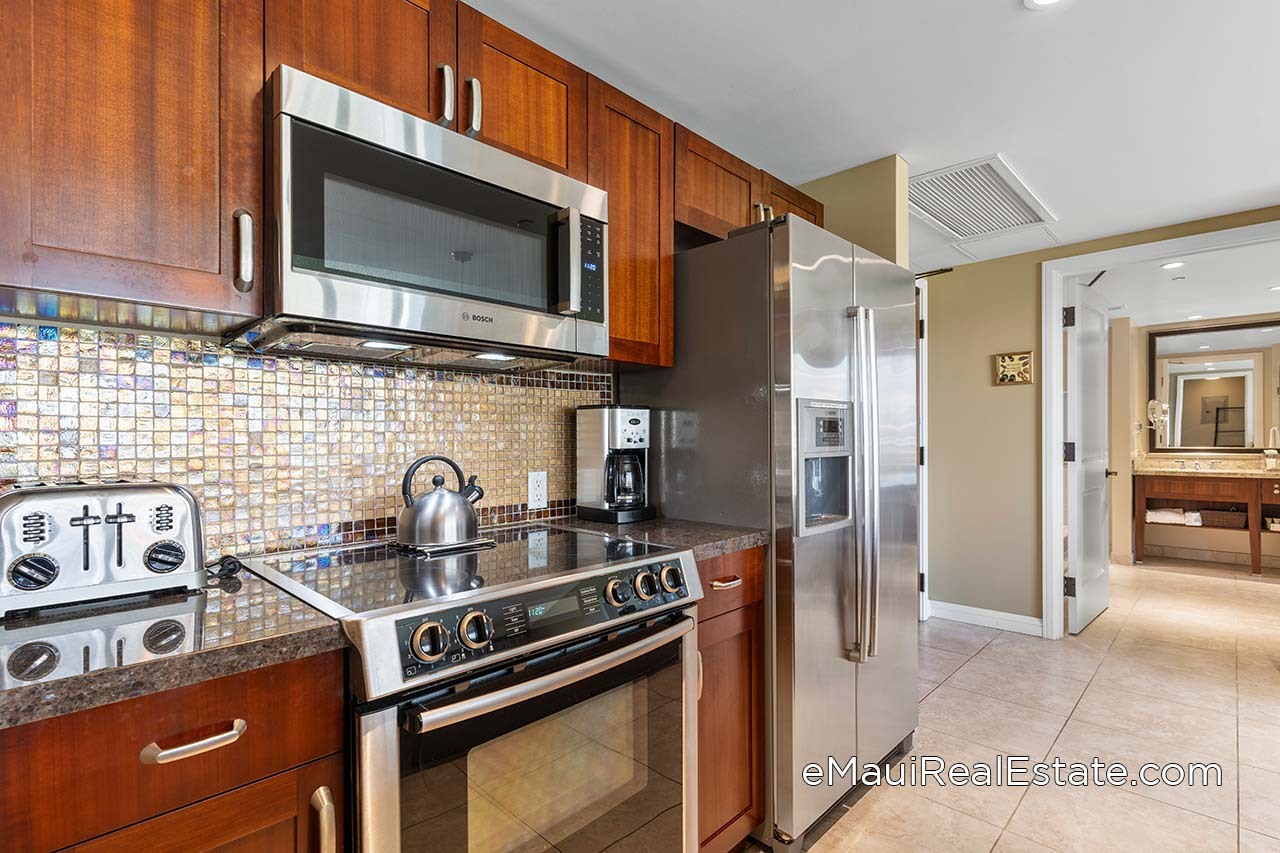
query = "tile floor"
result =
(807, 558, 1280, 853)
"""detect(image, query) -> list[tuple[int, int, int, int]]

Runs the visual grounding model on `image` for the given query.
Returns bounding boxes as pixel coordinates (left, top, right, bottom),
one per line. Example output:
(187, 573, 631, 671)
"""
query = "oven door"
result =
(356, 616, 698, 853)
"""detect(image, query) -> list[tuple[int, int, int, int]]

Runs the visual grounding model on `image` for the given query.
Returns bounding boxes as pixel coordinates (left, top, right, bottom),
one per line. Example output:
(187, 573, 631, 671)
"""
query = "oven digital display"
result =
(527, 597, 581, 624)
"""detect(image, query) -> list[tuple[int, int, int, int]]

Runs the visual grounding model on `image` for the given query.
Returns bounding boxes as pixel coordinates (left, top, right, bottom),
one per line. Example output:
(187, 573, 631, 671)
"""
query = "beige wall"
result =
(799, 155, 909, 266)
(928, 204, 1280, 619)
(1177, 376, 1247, 447)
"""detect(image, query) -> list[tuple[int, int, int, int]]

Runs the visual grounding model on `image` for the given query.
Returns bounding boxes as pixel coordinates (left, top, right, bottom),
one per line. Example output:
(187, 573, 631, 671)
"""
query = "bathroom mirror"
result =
(1148, 321, 1279, 451)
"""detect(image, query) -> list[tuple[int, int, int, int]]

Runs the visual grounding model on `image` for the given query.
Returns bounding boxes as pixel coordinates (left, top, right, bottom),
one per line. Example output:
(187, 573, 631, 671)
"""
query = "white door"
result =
(1066, 284, 1111, 633)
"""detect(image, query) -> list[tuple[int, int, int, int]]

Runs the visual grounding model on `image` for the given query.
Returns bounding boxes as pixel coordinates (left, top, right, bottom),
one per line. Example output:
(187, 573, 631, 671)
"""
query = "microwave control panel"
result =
(572, 217, 606, 324)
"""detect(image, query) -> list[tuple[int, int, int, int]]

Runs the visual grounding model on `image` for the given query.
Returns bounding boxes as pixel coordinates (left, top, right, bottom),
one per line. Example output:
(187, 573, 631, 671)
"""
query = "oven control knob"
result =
(660, 564, 685, 594)
(458, 611, 494, 650)
(410, 620, 451, 663)
(633, 570, 659, 602)
(144, 541, 186, 574)
(7, 641, 60, 682)
(8, 554, 59, 591)
(605, 578, 633, 607)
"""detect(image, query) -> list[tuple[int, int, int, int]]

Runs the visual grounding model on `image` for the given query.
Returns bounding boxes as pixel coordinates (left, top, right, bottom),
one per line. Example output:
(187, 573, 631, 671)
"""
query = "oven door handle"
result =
(403, 617, 695, 735)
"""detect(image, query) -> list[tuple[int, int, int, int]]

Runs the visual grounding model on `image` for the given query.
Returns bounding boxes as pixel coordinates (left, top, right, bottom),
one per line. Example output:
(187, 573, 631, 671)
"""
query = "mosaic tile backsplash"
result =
(0, 323, 611, 556)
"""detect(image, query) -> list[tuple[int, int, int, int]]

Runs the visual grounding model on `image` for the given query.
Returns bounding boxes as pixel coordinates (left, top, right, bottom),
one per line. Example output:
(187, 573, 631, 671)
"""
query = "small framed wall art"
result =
(994, 351, 1034, 385)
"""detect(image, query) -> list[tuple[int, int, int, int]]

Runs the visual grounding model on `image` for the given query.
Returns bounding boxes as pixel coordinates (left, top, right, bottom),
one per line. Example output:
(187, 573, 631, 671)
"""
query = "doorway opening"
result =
(1042, 220, 1280, 639)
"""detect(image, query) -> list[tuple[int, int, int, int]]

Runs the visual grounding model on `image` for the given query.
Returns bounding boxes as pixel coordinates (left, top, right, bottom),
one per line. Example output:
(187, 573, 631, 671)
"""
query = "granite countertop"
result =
(0, 572, 344, 730)
(1134, 464, 1279, 479)
(562, 516, 769, 560)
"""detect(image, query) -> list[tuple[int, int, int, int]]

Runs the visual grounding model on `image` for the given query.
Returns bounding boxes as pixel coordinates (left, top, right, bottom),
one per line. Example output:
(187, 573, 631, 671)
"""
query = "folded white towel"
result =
(1146, 508, 1186, 525)
(1184, 511, 1203, 527)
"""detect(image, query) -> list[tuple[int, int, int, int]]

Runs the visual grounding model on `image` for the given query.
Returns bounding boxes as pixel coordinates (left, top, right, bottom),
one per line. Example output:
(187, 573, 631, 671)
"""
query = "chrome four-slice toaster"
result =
(0, 482, 205, 616)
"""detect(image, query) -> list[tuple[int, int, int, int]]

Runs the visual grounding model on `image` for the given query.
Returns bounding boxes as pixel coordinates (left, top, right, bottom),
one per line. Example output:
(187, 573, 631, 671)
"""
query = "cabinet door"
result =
(457, 4, 588, 180)
(68, 754, 345, 852)
(0, 0, 263, 318)
(697, 602, 765, 853)
(587, 77, 674, 367)
(675, 125, 763, 239)
(266, 0, 458, 126)
(762, 172, 824, 227)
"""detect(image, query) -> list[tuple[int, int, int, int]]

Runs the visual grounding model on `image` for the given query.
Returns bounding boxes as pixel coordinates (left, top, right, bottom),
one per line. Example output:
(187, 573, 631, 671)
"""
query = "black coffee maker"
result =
(575, 405, 657, 523)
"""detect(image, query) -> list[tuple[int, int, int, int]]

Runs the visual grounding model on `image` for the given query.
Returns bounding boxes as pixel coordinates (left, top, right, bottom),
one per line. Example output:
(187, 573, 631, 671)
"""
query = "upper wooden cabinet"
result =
(762, 171, 824, 227)
(675, 125, 762, 239)
(588, 77, 674, 367)
(675, 128, 824, 238)
(458, 4, 588, 180)
(266, 0, 458, 127)
(0, 0, 264, 318)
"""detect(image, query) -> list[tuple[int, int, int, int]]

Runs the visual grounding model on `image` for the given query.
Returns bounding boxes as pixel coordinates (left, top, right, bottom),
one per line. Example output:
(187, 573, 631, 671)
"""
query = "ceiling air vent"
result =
(908, 154, 1056, 241)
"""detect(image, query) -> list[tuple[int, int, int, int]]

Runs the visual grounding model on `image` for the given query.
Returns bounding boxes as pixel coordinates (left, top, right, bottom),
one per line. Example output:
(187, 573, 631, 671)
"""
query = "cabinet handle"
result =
(233, 210, 254, 293)
(710, 576, 743, 590)
(139, 718, 247, 765)
(437, 63, 455, 127)
(466, 77, 482, 137)
(696, 651, 704, 701)
(310, 785, 337, 853)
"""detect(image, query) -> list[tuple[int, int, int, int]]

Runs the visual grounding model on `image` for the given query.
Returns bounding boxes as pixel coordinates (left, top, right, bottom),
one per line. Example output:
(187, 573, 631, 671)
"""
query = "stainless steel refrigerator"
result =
(621, 216, 918, 850)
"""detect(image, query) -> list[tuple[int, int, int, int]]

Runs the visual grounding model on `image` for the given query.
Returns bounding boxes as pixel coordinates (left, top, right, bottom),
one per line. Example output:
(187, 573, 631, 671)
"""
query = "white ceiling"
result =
(1158, 328, 1280, 357)
(466, 0, 1280, 270)
(1092, 238, 1280, 326)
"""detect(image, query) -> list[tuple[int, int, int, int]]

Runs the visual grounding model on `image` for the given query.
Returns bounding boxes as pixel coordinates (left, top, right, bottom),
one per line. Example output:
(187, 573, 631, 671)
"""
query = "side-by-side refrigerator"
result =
(621, 216, 918, 850)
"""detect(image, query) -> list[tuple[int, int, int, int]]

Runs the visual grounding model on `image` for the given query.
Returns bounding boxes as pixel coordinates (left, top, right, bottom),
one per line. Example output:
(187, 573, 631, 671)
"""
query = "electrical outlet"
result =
(528, 471, 548, 510)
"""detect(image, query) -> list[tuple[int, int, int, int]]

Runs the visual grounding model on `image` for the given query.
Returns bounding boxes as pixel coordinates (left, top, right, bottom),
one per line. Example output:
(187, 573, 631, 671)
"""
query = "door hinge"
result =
(1064, 576, 1077, 598)
(1063, 441, 1076, 462)
(918, 572, 925, 593)
(918, 446, 925, 466)
(1062, 306, 1076, 327)
(918, 318, 925, 339)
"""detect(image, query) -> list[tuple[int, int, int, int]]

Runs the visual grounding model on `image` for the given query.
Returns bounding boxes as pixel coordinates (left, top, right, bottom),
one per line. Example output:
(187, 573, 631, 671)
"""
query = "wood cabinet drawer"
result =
(1262, 480, 1280, 500)
(0, 651, 344, 852)
(68, 754, 344, 853)
(1142, 475, 1254, 501)
(696, 547, 765, 622)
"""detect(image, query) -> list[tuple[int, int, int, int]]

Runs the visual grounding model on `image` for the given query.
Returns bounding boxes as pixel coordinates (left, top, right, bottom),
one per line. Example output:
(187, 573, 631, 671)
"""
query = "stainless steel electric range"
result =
(245, 522, 703, 853)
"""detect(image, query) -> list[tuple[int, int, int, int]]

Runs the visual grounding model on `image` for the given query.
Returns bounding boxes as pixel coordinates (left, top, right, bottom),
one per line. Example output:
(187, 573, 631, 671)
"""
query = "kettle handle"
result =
(402, 455, 466, 507)
(463, 475, 485, 505)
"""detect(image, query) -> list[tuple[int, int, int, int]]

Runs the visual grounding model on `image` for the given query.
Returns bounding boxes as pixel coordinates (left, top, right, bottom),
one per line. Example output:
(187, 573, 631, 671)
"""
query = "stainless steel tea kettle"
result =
(397, 455, 485, 549)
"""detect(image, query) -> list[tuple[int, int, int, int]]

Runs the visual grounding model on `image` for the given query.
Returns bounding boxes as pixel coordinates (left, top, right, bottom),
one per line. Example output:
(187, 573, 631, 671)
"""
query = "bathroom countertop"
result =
(0, 573, 345, 731)
(1133, 465, 1279, 479)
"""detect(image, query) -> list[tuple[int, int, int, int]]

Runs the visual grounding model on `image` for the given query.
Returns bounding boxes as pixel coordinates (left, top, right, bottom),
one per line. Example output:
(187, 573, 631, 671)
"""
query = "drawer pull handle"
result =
(710, 576, 743, 591)
(311, 785, 337, 853)
(139, 718, 247, 765)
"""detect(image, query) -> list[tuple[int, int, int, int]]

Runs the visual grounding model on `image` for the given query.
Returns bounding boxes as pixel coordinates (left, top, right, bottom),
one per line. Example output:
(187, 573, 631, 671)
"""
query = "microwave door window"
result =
(290, 121, 560, 314)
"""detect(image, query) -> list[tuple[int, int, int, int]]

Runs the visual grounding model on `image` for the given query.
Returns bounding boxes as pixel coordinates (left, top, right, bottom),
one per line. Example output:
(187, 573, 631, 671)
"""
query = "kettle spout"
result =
(463, 475, 485, 504)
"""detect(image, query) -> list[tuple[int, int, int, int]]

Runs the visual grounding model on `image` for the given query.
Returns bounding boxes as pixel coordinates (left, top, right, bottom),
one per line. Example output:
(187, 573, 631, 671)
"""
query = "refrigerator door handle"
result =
(863, 307, 882, 658)
(847, 305, 872, 663)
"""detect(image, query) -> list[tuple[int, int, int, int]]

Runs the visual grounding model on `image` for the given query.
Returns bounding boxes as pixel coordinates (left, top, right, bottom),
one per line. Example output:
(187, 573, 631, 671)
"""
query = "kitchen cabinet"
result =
(762, 172, 824, 226)
(675, 126, 764, 239)
(0, 0, 263, 318)
(266, 0, 458, 127)
(458, 4, 588, 180)
(588, 77, 675, 367)
(695, 547, 766, 853)
(0, 651, 344, 852)
(67, 754, 344, 853)
(675, 128, 824, 239)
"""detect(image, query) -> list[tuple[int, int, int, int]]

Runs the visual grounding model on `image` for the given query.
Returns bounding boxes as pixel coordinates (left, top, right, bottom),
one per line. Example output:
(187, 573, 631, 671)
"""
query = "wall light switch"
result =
(529, 471, 547, 510)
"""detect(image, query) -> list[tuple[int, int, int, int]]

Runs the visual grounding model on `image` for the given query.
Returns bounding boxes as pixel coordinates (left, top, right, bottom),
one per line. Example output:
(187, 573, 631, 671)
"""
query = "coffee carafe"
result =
(576, 406, 657, 523)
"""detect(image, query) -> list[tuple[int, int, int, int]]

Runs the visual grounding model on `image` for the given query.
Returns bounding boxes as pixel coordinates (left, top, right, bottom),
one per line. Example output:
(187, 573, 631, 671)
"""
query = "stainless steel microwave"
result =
(227, 66, 608, 371)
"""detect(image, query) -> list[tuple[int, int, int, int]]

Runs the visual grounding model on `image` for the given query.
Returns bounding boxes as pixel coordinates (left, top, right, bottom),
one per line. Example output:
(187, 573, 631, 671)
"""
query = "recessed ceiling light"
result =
(1188, 315, 1204, 320)
(1270, 286, 1280, 292)
(1207, 368, 1216, 372)
(1199, 345, 1211, 350)
(1205, 376, 1220, 380)
(474, 353, 517, 362)
(1161, 261, 1186, 270)
(1023, 0, 1060, 8)
(359, 340, 411, 351)
(1205, 363, 1215, 366)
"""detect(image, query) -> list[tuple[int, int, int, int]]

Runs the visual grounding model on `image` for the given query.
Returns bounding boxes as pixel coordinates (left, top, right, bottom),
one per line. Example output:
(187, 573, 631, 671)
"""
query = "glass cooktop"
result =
(248, 524, 676, 618)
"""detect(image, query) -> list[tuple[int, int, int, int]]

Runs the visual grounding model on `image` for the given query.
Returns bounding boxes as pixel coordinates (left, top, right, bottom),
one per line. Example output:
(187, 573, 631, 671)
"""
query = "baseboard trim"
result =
(927, 601, 1043, 637)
